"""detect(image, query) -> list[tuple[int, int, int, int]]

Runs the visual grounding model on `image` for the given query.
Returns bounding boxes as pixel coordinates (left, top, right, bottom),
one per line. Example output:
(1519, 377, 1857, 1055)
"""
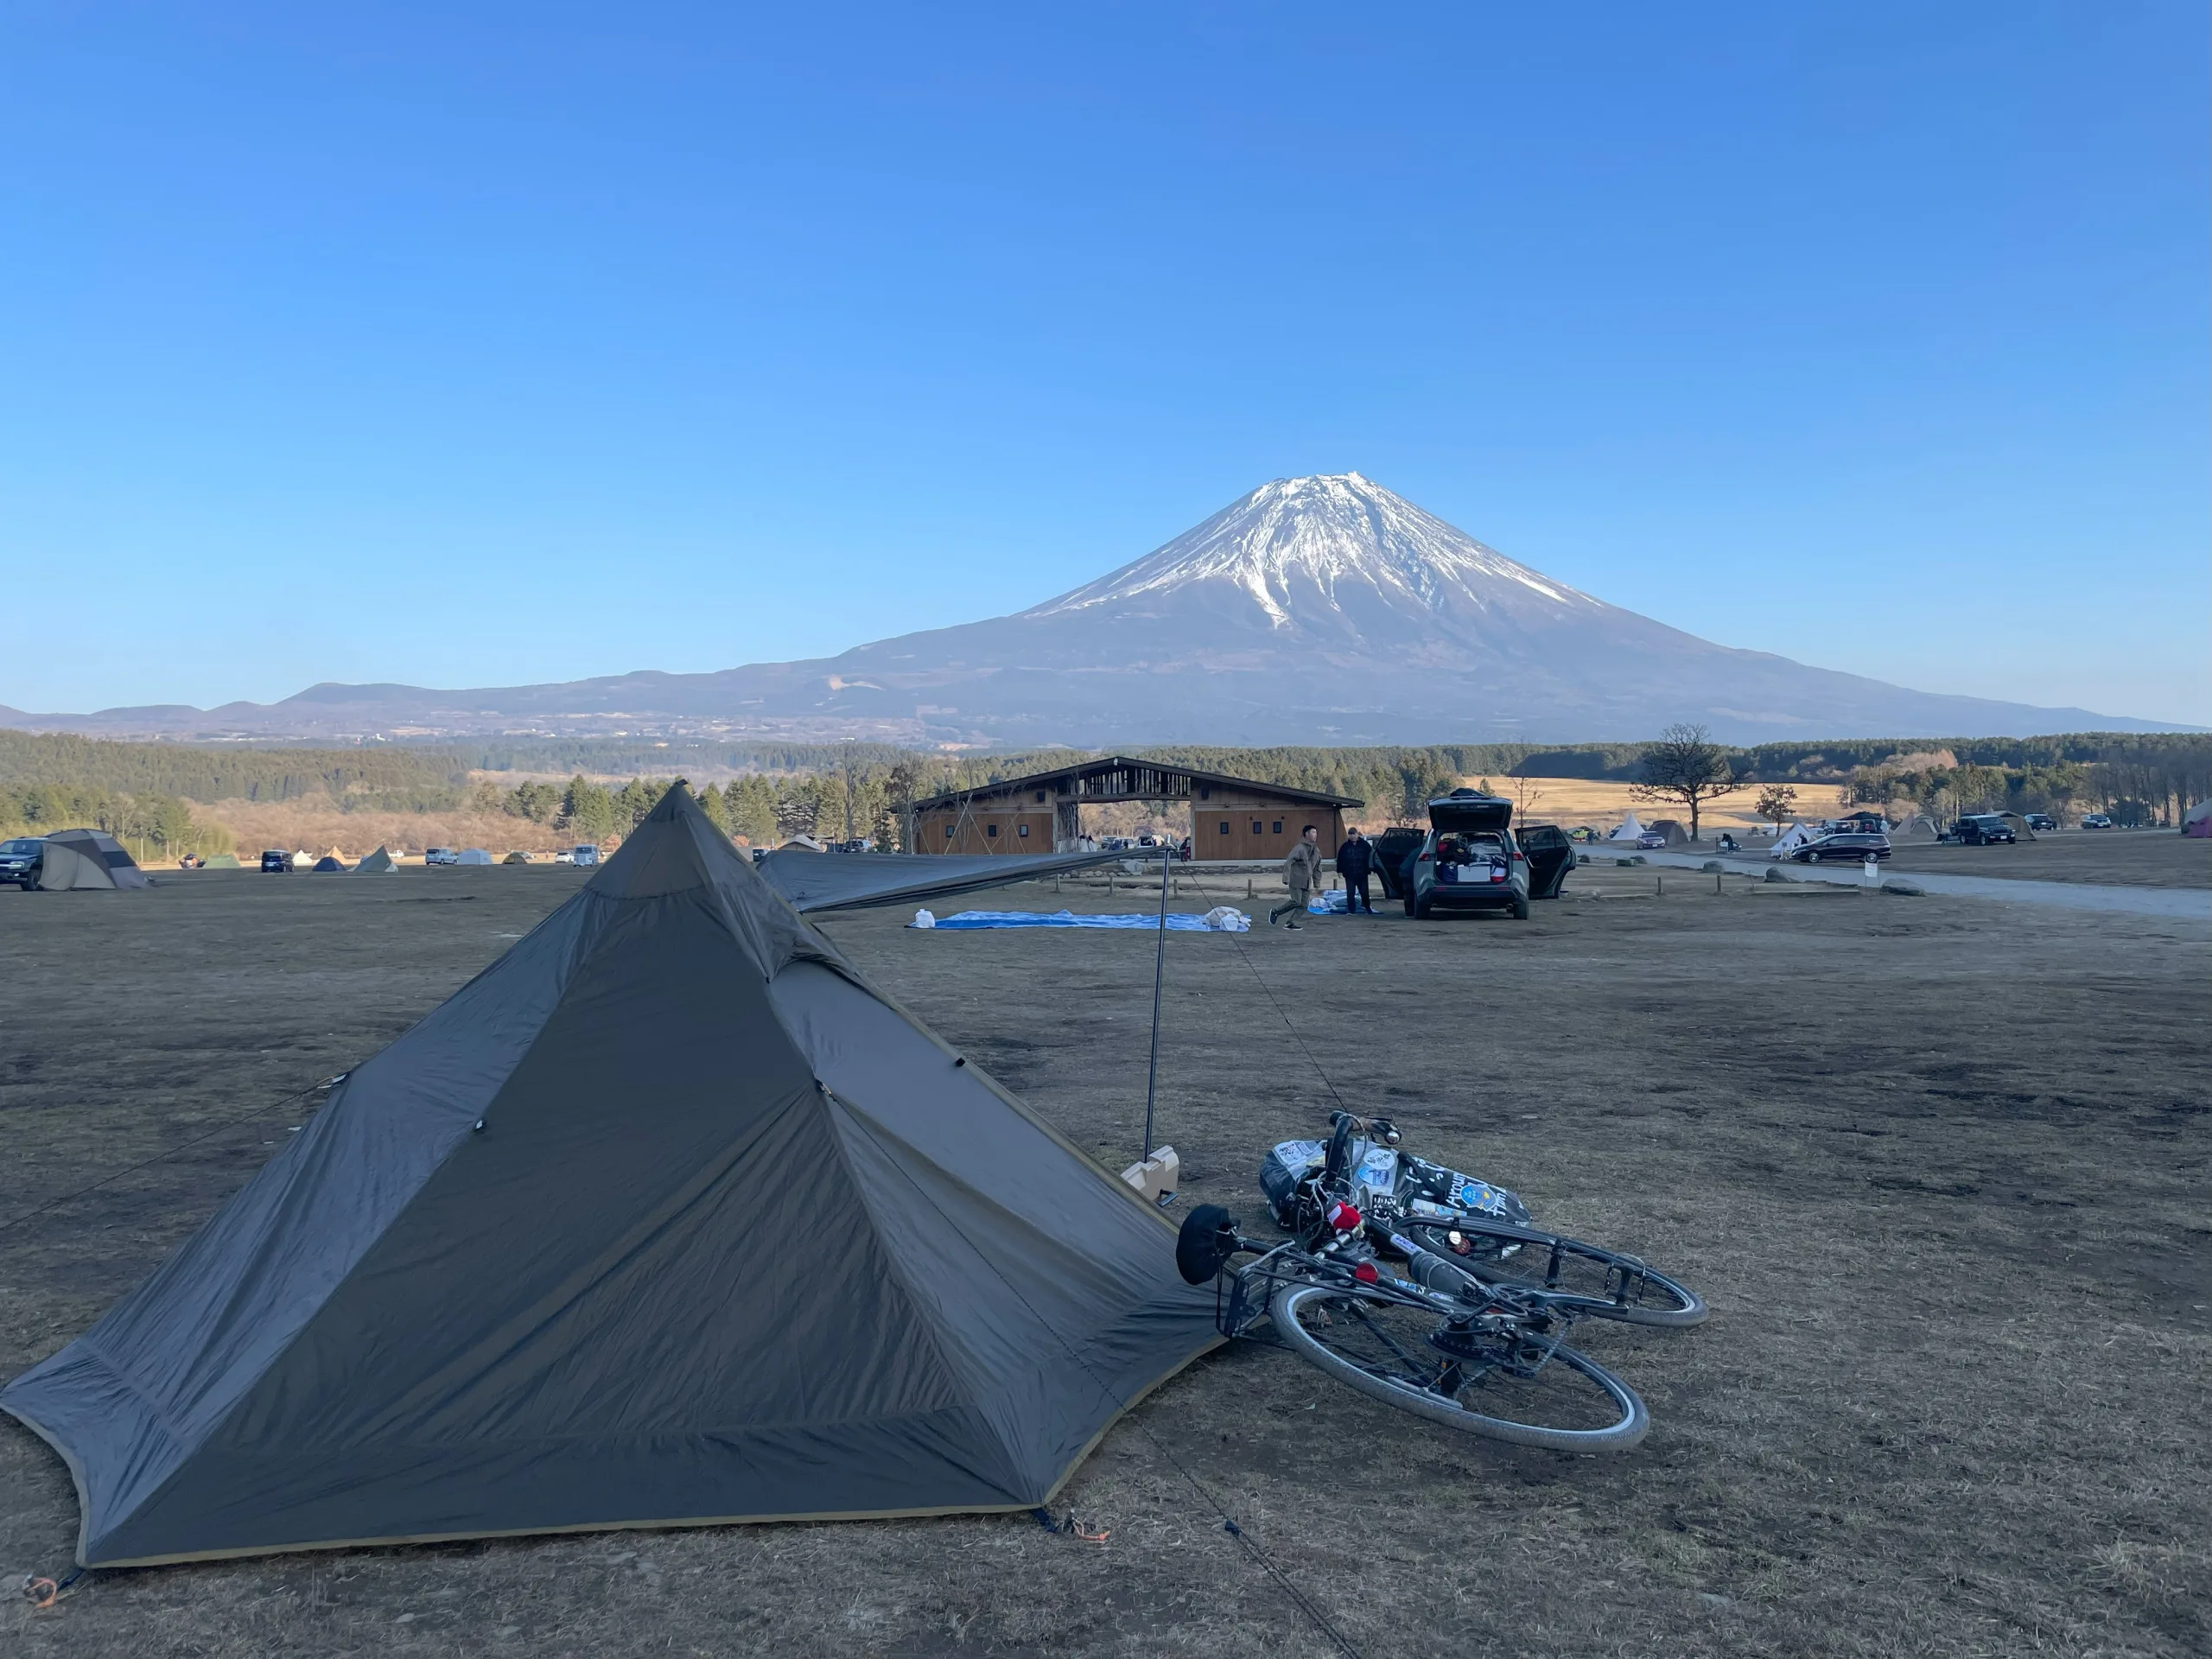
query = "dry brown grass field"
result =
(194, 800, 576, 861)
(2, 844, 2206, 1656)
(1440, 777, 1802, 835)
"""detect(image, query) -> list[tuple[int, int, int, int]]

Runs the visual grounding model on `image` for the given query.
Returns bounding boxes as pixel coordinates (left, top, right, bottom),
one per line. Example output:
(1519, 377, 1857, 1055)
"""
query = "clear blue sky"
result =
(2, 3, 2205, 724)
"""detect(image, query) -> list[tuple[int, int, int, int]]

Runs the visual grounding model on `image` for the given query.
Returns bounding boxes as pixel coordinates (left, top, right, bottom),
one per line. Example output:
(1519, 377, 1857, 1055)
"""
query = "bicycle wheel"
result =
(1269, 1283, 1648, 1452)
(1400, 1219, 1707, 1328)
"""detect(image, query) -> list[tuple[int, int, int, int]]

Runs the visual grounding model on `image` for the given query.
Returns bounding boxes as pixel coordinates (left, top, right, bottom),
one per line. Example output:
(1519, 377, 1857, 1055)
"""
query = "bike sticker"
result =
(1454, 1179, 1510, 1215)
(1357, 1147, 1399, 1198)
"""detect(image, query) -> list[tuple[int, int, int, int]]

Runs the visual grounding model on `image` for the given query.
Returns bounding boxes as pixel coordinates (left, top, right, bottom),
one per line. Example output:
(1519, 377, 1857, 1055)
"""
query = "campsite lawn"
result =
(3, 862, 2207, 1656)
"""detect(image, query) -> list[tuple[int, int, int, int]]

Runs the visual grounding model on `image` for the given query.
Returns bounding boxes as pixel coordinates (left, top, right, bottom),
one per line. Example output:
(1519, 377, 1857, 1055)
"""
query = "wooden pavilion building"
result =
(908, 756, 1363, 861)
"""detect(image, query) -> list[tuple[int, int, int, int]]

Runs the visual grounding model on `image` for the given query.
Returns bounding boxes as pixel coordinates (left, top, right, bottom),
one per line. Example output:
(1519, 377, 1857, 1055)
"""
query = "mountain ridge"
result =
(2, 474, 2194, 745)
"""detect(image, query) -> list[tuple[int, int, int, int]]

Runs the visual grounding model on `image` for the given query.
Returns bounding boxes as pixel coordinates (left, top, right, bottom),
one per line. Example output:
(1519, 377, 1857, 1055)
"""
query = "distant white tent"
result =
(2183, 799, 2210, 839)
(456, 848, 495, 866)
(286, 850, 315, 870)
(1769, 822, 1814, 859)
(1607, 813, 1646, 842)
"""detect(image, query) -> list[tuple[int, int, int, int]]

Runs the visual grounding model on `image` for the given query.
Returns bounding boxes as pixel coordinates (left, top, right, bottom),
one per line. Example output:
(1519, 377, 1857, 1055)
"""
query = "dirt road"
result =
(3, 863, 2206, 1656)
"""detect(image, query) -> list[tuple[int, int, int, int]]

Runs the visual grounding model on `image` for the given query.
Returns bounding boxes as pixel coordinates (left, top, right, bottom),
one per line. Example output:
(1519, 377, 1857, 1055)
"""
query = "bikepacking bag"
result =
(1259, 1138, 1532, 1228)
(1260, 1140, 1326, 1225)
(1258, 1137, 1406, 1223)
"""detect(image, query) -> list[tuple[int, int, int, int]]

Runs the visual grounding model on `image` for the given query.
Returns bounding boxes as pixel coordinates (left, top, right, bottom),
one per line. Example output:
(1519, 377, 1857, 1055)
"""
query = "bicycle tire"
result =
(1400, 1219, 1707, 1329)
(1269, 1282, 1649, 1452)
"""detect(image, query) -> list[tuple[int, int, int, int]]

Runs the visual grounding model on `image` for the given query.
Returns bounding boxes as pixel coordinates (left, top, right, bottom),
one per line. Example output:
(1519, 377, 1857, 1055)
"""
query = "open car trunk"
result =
(1427, 795, 1514, 836)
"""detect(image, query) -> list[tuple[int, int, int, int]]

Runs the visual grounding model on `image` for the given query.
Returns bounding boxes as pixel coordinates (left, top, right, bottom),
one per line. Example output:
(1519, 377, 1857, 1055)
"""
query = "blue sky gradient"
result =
(2, 3, 2205, 723)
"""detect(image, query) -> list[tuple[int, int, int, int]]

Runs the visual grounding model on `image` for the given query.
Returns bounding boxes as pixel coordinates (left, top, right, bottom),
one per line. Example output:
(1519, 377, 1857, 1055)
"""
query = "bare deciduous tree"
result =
(1630, 723, 1743, 842)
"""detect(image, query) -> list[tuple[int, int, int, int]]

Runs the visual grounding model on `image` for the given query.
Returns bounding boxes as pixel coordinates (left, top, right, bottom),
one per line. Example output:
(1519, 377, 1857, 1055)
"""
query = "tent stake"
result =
(1142, 846, 1169, 1162)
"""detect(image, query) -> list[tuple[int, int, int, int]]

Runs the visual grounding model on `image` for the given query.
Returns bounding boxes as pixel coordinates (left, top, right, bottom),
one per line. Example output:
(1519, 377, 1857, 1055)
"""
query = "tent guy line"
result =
(0, 1074, 342, 1240)
(1179, 867, 1354, 1121)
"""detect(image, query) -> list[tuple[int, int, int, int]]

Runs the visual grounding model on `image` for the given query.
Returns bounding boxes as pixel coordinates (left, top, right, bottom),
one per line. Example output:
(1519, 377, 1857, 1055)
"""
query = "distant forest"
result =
(3, 727, 2206, 850)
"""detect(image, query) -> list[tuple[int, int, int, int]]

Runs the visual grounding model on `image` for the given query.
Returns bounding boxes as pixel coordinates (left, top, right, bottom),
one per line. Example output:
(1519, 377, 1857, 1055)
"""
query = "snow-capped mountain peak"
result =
(1025, 472, 1600, 629)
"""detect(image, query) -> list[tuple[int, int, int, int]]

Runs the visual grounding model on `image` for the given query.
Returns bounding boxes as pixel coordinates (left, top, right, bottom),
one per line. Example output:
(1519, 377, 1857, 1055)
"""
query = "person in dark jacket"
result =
(1336, 827, 1376, 913)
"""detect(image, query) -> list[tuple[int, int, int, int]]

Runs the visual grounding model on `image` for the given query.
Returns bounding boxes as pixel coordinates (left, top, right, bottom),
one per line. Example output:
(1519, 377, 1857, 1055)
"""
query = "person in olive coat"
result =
(1268, 825, 1325, 927)
(1335, 827, 1376, 912)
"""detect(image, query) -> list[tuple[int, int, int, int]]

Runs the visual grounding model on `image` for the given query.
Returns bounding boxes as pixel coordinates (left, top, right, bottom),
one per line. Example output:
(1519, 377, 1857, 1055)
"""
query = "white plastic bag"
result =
(912, 908, 937, 929)
(1201, 906, 1251, 932)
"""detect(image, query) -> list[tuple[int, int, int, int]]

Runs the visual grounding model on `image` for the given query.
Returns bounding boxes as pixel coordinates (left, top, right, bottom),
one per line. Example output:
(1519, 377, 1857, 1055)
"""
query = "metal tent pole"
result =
(1142, 843, 1170, 1160)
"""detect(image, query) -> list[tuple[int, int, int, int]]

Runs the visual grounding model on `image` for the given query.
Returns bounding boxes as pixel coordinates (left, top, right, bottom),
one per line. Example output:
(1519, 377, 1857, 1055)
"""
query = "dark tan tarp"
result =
(2, 786, 1215, 1567)
(36, 829, 150, 891)
(758, 849, 1125, 915)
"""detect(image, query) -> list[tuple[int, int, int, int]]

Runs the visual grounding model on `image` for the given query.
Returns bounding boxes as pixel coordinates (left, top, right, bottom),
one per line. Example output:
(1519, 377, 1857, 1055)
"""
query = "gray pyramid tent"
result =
(2, 786, 1216, 1567)
(37, 829, 150, 891)
(353, 846, 398, 874)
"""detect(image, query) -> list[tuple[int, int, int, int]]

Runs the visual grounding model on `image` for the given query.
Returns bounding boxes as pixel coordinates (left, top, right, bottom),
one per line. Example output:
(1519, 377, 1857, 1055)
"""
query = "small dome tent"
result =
(456, 849, 495, 866)
(2183, 799, 2209, 839)
(37, 829, 150, 891)
(1769, 823, 1813, 859)
(312, 856, 347, 874)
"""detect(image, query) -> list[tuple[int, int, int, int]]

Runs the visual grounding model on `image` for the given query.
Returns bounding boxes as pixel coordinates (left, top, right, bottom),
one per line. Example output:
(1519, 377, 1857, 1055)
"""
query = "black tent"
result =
(3, 786, 1215, 1567)
(36, 829, 150, 891)
(758, 849, 1124, 915)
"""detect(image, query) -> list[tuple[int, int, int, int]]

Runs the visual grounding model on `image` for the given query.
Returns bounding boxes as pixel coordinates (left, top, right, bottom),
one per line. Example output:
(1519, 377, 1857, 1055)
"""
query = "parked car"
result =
(2024, 814, 2058, 832)
(1793, 829, 1891, 863)
(0, 836, 44, 889)
(1635, 830, 1668, 850)
(1403, 791, 1533, 921)
(423, 847, 461, 866)
(571, 844, 601, 867)
(1951, 814, 2016, 846)
(2080, 813, 2113, 830)
(259, 849, 289, 873)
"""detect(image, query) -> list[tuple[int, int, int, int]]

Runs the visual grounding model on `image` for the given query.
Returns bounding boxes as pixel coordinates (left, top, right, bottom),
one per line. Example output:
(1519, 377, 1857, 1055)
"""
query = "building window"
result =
(1272, 820, 1283, 834)
(1218, 822, 1230, 835)
(1199, 786, 1211, 800)
(1251, 821, 1263, 835)
(987, 824, 999, 838)
(1035, 790, 1046, 802)
(1017, 823, 1030, 837)
(944, 825, 956, 841)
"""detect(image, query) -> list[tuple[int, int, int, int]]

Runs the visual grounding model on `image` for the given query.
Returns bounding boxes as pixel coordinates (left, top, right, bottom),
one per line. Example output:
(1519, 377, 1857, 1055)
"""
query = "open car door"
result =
(1370, 828, 1426, 901)
(1516, 823, 1577, 899)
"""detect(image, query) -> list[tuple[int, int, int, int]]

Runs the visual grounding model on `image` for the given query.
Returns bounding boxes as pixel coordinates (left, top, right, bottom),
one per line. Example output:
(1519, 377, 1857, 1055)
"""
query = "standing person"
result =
(1335, 826, 1375, 912)
(1269, 824, 1325, 928)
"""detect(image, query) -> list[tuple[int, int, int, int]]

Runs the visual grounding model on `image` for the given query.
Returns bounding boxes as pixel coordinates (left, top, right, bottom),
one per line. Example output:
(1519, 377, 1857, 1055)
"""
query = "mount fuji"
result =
(4, 474, 2183, 746)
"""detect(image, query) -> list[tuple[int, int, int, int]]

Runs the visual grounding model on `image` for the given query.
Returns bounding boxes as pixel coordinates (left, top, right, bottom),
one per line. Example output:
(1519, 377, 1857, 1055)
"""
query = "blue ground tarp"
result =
(922, 910, 1244, 931)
